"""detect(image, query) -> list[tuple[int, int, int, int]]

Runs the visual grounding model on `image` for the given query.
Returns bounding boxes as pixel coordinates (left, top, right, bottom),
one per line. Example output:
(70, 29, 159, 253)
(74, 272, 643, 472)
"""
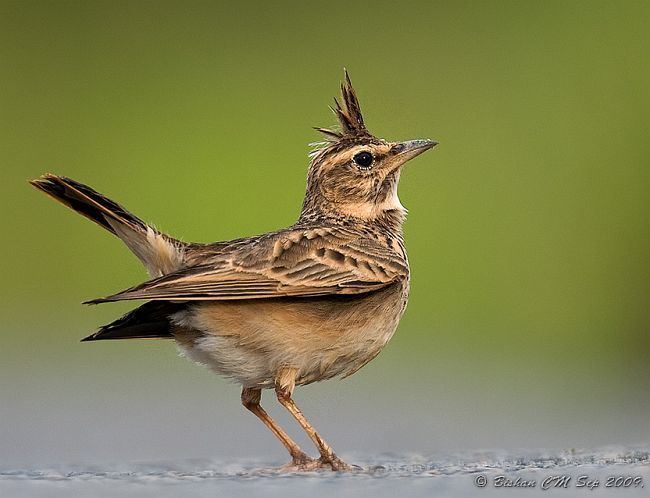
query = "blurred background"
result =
(1, 0, 648, 467)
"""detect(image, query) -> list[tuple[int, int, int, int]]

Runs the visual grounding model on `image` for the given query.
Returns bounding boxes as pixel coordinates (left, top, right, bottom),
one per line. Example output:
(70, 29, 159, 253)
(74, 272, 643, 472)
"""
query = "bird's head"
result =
(300, 71, 437, 226)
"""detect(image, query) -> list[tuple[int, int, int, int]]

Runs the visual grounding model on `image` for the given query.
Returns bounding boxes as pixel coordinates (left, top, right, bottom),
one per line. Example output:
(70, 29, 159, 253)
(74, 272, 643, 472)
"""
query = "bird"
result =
(30, 71, 437, 471)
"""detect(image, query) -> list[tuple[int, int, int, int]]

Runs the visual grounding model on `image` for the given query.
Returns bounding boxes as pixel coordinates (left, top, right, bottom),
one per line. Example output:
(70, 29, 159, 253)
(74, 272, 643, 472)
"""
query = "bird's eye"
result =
(353, 151, 373, 169)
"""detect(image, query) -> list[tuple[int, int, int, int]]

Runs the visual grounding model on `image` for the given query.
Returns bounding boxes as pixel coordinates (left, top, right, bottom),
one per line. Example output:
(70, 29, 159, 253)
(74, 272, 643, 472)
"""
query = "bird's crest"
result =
(314, 70, 372, 143)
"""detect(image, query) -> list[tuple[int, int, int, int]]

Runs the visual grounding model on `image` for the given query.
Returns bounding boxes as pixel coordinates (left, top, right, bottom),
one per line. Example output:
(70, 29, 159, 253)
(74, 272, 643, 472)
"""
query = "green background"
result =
(1, 0, 648, 465)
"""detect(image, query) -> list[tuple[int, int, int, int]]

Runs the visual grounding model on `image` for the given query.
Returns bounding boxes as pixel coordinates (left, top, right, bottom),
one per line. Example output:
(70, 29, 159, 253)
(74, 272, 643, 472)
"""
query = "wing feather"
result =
(86, 228, 407, 304)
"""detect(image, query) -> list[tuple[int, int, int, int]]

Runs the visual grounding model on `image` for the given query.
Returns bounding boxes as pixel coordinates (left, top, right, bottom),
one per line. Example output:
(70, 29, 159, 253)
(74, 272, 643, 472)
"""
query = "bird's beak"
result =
(389, 139, 438, 172)
(395, 139, 438, 161)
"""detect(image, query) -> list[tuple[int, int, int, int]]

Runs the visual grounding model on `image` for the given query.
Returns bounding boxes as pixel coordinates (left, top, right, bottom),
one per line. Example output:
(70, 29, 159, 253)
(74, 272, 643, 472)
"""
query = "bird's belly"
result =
(171, 281, 408, 389)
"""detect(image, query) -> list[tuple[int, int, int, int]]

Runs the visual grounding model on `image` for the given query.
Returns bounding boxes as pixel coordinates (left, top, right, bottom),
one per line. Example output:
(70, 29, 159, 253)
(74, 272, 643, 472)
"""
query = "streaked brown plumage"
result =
(30, 71, 437, 471)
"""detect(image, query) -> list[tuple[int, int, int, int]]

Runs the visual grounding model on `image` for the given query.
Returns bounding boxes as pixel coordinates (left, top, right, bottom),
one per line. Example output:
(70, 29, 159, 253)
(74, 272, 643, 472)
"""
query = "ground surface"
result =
(1, 447, 648, 497)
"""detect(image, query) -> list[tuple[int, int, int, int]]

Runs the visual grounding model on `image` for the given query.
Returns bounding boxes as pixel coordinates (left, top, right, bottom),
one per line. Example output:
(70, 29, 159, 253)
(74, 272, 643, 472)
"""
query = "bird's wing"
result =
(87, 227, 408, 303)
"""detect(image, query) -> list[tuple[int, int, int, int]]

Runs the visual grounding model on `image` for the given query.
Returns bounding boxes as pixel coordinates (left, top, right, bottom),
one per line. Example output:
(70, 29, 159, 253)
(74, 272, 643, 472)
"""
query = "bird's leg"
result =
(274, 369, 353, 471)
(241, 387, 318, 470)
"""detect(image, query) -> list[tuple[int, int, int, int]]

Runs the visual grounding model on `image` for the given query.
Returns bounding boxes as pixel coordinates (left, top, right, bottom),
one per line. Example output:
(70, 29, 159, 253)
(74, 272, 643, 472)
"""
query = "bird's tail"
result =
(30, 174, 184, 277)
(81, 301, 185, 341)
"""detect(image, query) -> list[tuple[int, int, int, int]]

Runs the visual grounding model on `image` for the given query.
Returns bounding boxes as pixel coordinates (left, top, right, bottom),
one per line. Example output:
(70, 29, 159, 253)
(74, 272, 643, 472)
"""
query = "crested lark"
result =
(30, 71, 437, 471)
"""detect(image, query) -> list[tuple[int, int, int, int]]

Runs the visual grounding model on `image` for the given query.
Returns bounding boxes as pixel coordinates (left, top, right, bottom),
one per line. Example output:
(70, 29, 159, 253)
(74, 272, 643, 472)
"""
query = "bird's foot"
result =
(318, 453, 359, 472)
(280, 451, 322, 472)
(280, 451, 359, 472)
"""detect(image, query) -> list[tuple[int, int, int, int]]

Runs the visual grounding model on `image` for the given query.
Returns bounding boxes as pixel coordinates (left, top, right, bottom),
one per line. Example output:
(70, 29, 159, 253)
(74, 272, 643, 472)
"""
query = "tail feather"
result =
(30, 174, 147, 235)
(81, 301, 184, 341)
(30, 174, 184, 277)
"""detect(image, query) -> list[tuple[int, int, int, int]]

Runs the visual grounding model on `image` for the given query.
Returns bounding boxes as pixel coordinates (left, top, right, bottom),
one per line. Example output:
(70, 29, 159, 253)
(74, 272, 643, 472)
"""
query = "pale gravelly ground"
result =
(1, 447, 648, 497)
